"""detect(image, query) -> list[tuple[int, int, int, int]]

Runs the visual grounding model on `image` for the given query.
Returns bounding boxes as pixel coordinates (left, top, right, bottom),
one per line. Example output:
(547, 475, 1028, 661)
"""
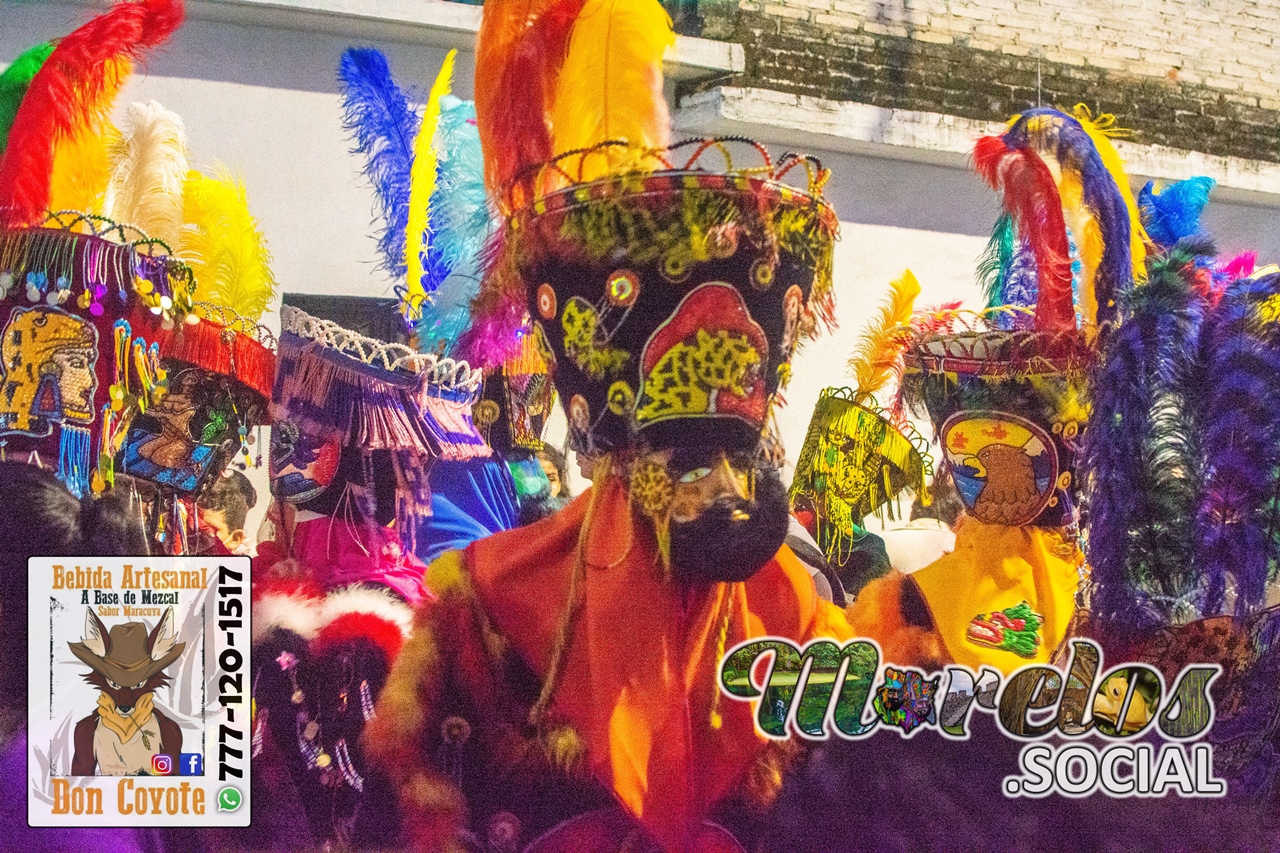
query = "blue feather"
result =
(415, 96, 496, 356)
(1138, 177, 1215, 250)
(338, 47, 421, 281)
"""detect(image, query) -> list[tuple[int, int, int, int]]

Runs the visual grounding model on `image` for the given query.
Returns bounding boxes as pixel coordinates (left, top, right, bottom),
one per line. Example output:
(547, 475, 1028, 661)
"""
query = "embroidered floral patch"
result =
(966, 600, 1044, 658)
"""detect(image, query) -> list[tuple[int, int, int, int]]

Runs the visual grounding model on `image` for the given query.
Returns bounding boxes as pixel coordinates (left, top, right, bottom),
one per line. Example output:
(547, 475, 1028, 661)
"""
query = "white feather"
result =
(252, 591, 324, 644)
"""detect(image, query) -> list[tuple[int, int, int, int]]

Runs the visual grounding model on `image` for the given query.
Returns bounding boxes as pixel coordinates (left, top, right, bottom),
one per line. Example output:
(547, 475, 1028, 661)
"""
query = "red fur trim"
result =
(0, 0, 185, 227)
(313, 611, 405, 662)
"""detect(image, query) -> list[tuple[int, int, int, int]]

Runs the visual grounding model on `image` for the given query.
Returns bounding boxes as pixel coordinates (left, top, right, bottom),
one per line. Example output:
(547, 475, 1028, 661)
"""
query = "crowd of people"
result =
(1, 0, 1278, 851)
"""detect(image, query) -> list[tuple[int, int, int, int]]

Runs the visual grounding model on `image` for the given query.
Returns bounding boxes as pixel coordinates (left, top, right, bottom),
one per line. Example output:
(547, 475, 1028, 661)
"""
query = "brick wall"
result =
(693, 0, 1280, 162)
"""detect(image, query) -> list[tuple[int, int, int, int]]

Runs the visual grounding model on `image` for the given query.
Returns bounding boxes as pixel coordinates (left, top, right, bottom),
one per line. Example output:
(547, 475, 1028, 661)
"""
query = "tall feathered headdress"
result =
(0, 0, 185, 228)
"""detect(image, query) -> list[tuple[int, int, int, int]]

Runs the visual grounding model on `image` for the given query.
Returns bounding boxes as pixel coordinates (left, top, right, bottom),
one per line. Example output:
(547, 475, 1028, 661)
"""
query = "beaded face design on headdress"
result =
(0, 216, 194, 495)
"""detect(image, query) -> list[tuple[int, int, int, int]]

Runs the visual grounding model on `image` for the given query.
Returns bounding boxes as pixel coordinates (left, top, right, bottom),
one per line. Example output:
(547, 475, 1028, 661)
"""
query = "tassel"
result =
(151, 315, 276, 402)
(334, 738, 364, 792)
(57, 424, 92, 498)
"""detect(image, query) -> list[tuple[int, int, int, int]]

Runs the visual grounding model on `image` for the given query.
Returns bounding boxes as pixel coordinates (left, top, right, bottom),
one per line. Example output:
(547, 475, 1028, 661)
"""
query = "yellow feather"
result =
(48, 125, 118, 219)
(849, 270, 920, 404)
(1071, 104, 1148, 283)
(403, 50, 455, 319)
(549, 0, 674, 181)
(179, 168, 277, 324)
(47, 57, 129, 221)
(105, 101, 189, 248)
(1058, 172, 1102, 327)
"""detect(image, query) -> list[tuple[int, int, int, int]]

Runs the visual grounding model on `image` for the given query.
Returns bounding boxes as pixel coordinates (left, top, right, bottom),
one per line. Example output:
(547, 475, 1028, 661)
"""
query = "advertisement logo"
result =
(179, 753, 203, 776)
(718, 637, 1226, 799)
(150, 754, 173, 776)
(217, 787, 242, 812)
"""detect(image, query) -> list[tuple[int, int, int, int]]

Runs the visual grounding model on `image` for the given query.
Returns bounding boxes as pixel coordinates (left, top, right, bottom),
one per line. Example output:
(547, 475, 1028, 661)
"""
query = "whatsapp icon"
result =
(217, 786, 243, 812)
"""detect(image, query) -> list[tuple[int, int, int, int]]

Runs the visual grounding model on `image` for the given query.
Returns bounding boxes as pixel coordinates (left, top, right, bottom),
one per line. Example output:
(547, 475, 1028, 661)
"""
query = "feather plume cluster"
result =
(0, 42, 54, 157)
(338, 47, 420, 281)
(415, 97, 495, 357)
(549, 0, 674, 182)
(973, 135, 1074, 332)
(48, 110, 120, 217)
(1086, 240, 1280, 633)
(848, 271, 920, 408)
(1000, 108, 1143, 328)
(105, 100, 189, 247)
(179, 168, 277, 324)
(475, 0, 586, 203)
(0, 0, 185, 228)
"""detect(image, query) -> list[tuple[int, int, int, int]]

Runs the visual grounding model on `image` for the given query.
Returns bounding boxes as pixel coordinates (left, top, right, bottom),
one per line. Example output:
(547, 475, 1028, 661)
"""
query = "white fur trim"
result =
(252, 592, 324, 644)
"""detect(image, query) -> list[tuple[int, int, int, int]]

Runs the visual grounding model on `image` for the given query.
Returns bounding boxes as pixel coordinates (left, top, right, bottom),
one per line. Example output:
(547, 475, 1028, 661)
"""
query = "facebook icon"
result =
(179, 752, 203, 776)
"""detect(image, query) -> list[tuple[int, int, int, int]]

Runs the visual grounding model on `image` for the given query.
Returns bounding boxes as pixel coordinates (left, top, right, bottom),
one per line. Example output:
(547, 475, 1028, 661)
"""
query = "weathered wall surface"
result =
(696, 0, 1280, 161)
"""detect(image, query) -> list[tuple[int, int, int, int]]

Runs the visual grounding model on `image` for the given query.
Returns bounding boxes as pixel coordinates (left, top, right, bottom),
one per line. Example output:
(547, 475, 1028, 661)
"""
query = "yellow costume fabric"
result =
(910, 517, 1082, 673)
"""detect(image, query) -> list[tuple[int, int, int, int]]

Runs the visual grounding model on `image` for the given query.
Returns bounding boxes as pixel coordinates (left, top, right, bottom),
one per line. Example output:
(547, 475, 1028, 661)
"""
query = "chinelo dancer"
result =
(362, 1, 857, 850)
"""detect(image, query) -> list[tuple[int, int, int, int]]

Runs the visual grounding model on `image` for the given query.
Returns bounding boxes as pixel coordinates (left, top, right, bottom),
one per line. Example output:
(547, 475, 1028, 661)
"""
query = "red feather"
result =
(476, 0, 584, 207)
(973, 135, 1074, 332)
(0, 0, 185, 228)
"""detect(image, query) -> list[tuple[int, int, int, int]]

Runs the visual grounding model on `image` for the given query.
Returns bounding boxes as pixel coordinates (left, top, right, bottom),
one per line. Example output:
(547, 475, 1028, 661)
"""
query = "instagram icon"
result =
(151, 755, 173, 776)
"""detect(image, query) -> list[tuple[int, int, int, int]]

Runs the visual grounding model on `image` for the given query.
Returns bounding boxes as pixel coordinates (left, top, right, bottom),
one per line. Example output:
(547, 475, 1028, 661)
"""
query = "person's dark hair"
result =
(0, 463, 148, 713)
(536, 445, 572, 499)
(911, 470, 965, 528)
(669, 465, 790, 584)
(202, 470, 257, 532)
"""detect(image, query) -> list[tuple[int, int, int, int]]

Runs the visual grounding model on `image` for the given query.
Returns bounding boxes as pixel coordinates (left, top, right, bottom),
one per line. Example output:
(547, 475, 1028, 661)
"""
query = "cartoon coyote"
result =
(69, 607, 186, 776)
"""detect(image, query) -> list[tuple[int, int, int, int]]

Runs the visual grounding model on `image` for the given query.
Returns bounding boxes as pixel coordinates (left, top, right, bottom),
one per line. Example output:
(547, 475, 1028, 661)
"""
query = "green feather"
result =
(976, 213, 1015, 310)
(0, 42, 55, 157)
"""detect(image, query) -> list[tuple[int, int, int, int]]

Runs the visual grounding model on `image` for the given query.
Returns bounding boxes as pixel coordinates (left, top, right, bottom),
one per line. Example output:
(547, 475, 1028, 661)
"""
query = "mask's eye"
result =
(107, 679, 121, 690)
(678, 467, 713, 484)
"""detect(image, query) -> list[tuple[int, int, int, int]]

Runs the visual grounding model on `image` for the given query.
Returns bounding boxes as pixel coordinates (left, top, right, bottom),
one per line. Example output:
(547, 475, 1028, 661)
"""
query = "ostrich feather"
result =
(549, 0, 674, 182)
(973, 134, 1074, 332)
(0, 42, 55, 157)
(0, 0, 185, 228)
(403, 50, 455, 318)
(338, 47, 419, 280)
(849, 270, 920, 405)
(414, 97, 495, 356)
(179, 168, 277, 323)
(1195, 270, 1280, 618)
(976, 213, 1015, 309)
(1071, 105, 1148, 281)
(105, 100, 188, 247)
(476, 0, 585, 205)
(1085, 238, 1208, 636)
(1138, 177, 1215, 250)
(1003, 109, 1138, 328)
(48, 111, 120, 217)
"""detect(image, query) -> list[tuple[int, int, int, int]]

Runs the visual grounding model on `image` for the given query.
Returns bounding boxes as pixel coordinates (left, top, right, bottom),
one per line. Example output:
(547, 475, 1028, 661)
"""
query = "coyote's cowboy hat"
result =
(69, 609, 185, 687)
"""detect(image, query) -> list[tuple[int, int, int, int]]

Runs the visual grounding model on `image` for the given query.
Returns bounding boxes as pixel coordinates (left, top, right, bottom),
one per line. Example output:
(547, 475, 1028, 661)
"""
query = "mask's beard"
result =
(669, 467, 790, 584)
